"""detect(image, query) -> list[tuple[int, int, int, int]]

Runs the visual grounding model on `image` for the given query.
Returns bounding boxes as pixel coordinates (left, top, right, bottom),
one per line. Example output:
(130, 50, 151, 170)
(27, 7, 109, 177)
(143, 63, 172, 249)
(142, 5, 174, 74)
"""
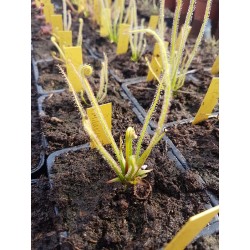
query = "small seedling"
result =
(80, 53, 109, 105)
(76, 18, 84, 46)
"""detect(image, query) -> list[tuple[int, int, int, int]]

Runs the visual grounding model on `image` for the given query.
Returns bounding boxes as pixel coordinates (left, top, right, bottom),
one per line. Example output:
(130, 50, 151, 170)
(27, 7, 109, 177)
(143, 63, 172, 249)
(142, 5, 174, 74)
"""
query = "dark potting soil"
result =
(86, 28, 171, 82)
(40, 78, 141, 154)
(31, 5, 53, 61)
(187, 233, 219, 250)
(37, 56, 103, 92)
(49, 138, 213, 250)
(31, 178, 59, 250)
(32, 39, 54, 63)
(37, 60, 66, 92)
(32, 70, 43, 171)
(167, 118, 219, 198)
(109, 52, 149, 80)
(127, 78, 213, 124)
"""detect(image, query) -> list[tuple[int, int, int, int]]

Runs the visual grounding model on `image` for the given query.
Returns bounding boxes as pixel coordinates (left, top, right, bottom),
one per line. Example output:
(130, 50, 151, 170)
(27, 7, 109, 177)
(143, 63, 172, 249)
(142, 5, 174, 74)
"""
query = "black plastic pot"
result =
(31, 62, 49, 179)
(31, 137, 47, 179)
(37, 94, 50, 154)
(128, 94, 219, 206)
(31, 57, 66, 95)
(37, 92, 96, 157)
(129, 110, 219, 245)
(31, 179, 39, 185)
(31, 107, 47, 179)
(110, 70, 147, 84)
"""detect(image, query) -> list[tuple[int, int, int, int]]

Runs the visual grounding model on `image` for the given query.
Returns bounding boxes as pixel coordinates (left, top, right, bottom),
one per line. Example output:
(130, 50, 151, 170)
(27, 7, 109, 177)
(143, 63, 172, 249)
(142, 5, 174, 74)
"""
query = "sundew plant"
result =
(132, 0, 213, 92)
(129, 0, 147, 62)
(57, 0, 213, 187)
(99, 0, 126, 43)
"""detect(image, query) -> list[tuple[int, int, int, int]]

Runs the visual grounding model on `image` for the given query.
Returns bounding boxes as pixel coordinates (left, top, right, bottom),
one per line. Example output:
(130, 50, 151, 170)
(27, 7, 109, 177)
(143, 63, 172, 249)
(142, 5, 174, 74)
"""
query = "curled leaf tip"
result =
(80, 64, 93, 77)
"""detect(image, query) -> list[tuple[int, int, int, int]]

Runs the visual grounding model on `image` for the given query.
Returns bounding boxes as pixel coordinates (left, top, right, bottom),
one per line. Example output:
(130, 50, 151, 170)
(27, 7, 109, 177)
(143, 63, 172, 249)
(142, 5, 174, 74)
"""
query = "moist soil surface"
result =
(84, 26, 152, 82)
(36, 55, 102, 93)
(37, 61, 66, 92)
(167, 118, 219, 199)
(49, 138, 212, 250)
(85, 23, 171, 82)
(32, 178, 59, 250)
(40, 77, 141, 155)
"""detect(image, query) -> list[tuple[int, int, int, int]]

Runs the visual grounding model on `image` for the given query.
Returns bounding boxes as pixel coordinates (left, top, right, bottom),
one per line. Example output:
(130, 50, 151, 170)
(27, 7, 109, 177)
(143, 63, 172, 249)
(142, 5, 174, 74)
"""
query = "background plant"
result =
(134, 0, 212, 93)
(168, 0, 212, 92)
(99, 0, 127, 43)
(80, 53, 109, 105)
(68, 0, 93, 17)
(128, 0, 147, 62)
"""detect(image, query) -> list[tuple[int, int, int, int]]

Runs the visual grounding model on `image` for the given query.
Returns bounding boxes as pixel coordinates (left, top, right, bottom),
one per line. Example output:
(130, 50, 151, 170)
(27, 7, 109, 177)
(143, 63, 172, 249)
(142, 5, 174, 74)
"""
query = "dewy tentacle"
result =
(68, 61, 125, 170)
